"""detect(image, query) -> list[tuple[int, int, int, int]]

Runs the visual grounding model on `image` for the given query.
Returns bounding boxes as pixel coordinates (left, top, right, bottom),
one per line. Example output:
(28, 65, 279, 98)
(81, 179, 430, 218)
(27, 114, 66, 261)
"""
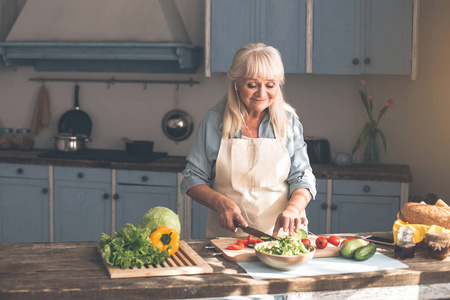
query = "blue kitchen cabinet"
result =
(313, 0, 413, 75)
(191, 201, 209, 239)
(0, 164, 49, 243)
(53, 166, 111, 242)
(210, 0, 307, 73)
(331, 180, 401, 233)
(305, 179, 327, 235)
(115, 170, 177, 231)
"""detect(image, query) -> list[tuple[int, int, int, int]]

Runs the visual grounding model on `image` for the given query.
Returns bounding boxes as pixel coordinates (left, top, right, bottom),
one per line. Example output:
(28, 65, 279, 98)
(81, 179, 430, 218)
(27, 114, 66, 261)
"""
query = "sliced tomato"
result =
(327, 235, 340, 247)
(247, 234, 253, 242)
(301, 239, 311, 245)
(256, 238, 263, 243)
(237, 238, 249, 245)
(237, 241, 246, 248)
(227, 244, 244, 250)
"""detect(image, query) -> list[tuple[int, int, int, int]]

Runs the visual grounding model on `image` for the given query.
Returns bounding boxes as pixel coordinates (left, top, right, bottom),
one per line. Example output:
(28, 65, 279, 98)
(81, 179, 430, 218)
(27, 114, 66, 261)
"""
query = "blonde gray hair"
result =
(222, 43, 297, 139)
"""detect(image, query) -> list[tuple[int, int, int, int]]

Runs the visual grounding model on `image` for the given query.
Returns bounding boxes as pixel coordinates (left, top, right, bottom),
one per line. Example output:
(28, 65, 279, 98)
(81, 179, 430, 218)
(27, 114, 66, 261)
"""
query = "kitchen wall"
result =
(0, 0, 449, 203)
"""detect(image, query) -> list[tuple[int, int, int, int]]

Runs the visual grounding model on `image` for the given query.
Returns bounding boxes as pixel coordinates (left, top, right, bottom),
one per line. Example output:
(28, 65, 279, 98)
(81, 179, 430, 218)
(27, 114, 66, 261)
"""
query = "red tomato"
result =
(237, 238, 249, 245)
(327, 235, 340, 247)
(348, 238, 355, 240)
(228, 244, 243, 250)
(256, 238, 263, 243)
(315, 236, 328, 249)
(247, 234, 253, 242)
(237, 241, 246, 248)
(301, 239, 311, 245)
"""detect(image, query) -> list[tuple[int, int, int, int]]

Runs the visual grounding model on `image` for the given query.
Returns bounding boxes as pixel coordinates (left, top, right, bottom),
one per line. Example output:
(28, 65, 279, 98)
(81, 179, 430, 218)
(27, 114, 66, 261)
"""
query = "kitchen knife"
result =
(237, 224, 279, 240)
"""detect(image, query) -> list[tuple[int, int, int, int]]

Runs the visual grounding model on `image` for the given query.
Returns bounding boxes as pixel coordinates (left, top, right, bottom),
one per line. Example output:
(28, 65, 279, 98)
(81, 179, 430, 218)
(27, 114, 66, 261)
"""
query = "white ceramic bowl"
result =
(254, 241, 316, 271)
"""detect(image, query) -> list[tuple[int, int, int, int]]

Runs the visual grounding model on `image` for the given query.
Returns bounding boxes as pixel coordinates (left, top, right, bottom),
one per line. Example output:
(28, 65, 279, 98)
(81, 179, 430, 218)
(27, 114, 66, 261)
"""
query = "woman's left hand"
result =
(272, 209, 308, 237)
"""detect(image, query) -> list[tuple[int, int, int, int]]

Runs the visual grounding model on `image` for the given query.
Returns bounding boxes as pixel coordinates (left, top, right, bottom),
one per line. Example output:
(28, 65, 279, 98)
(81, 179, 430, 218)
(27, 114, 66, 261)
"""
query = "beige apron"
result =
(206, 134, 306, 238)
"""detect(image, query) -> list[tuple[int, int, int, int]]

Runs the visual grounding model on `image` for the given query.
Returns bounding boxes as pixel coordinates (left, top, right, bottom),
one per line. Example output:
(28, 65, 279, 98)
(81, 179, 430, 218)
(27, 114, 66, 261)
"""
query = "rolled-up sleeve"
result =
(286, 116, 317, 200)
(180, 106, 223, 195)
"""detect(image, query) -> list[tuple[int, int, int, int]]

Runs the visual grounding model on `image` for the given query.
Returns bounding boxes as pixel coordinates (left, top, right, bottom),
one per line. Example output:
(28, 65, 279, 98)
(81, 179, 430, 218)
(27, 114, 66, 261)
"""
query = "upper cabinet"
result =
(313, 0, 413, 75)
(207, 0, 417, 77)
(209, 0, 307, 73)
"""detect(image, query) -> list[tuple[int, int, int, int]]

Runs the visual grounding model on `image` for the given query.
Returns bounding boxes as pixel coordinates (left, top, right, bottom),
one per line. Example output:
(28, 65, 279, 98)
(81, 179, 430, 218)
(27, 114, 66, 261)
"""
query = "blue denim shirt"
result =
(180, 100, 317, 199)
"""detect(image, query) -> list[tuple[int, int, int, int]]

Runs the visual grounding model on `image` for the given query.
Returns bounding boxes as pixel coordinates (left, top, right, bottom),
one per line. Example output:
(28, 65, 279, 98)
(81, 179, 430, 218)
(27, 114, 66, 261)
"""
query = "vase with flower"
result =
(352, 78, 394, 166)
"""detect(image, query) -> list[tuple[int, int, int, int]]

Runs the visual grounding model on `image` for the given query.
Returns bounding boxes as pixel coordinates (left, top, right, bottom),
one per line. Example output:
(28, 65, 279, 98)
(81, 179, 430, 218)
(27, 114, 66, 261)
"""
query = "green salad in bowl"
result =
(255, 236, 315, 271)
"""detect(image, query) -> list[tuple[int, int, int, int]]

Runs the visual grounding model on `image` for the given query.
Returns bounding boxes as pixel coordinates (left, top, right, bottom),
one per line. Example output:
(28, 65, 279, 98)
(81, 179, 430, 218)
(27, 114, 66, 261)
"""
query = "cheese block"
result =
(400, 201, 450, 229)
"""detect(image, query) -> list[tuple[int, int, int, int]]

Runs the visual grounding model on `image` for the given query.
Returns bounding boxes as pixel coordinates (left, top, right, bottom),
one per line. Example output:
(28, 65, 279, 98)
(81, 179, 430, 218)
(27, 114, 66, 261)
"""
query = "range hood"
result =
(0, 0, 202, 73)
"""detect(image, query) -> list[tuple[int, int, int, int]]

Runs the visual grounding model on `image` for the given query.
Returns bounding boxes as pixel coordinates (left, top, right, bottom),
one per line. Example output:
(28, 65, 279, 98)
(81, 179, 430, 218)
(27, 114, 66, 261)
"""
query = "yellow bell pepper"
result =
(150, 226, 180, 256)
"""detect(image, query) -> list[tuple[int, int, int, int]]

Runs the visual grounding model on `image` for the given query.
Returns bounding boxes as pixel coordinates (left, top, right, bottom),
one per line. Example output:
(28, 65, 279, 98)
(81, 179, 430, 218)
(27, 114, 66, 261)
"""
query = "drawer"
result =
(333, 180, 401, 197)
(0, 163, 48, 179)
(116, 170, 177, 187)
(54, 166, 111, 183)
(316, 179, 327, 193)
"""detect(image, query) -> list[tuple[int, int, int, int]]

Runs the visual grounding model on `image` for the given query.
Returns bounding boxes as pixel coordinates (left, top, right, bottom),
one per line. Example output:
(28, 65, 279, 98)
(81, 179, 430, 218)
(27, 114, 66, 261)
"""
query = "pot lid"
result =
(54, 133, 89, 140)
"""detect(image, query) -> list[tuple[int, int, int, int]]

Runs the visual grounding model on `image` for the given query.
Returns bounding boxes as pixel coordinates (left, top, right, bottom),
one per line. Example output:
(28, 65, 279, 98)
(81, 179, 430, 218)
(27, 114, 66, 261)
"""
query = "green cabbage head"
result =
(138, 206, 181, 234)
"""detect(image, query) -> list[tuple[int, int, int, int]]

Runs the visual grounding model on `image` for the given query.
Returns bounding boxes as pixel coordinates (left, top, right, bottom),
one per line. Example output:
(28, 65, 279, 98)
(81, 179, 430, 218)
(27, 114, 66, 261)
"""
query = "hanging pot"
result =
(162, 109, 193, 141)
(58, 84, 92, 136)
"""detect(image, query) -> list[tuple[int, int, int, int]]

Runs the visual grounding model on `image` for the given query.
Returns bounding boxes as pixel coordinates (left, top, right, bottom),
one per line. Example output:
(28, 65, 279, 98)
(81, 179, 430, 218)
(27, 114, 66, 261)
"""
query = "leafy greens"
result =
(256, 236, 311, 256)
(98, 223, 169, 269)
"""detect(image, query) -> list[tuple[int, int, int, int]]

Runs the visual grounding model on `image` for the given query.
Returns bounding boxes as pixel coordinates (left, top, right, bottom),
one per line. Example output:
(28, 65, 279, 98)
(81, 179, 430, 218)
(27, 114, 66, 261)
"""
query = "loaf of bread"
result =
(400, 201, 450, 229)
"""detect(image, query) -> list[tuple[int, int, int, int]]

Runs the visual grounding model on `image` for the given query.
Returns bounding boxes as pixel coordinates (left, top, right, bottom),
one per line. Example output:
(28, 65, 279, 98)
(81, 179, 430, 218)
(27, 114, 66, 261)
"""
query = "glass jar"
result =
(12, 128, 35, 151)
(424, 232, 450, 260)
(394, 226, 415, 259)
(0, 128, 14, 150)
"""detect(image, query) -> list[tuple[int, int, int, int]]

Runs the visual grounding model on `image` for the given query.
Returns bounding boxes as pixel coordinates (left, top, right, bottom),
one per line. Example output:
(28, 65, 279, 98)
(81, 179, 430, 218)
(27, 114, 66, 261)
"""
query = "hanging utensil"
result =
(162, 85, 193, 142)
(58, 84, 92, 136)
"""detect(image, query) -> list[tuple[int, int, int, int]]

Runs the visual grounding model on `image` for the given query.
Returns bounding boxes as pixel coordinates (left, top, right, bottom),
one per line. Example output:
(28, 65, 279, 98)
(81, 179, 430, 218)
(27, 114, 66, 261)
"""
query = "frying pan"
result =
(58, 85, 92, 136)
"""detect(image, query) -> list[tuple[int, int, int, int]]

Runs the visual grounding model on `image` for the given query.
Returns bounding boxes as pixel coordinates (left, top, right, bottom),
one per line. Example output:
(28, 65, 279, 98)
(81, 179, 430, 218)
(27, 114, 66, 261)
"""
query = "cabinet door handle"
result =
(363, 185, 370, 193)
(141, 175, 148, 182)
(330, 204, 337, 211)
(352, 58, 359, 65)
(17, 168, 24, 174)
(103, 193, 109, 199)
(364, 57, 371, 64)
(113, 193, 119, 200)
(42, 188, 48, 194)
(77, 172, 84, 179)
(320, 203, 328, 209)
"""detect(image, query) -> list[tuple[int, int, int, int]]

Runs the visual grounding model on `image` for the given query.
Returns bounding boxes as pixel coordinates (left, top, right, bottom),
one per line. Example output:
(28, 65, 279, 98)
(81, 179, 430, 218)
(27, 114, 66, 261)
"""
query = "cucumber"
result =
(340, 239, 369, 258)
(354, 243, 377, 261)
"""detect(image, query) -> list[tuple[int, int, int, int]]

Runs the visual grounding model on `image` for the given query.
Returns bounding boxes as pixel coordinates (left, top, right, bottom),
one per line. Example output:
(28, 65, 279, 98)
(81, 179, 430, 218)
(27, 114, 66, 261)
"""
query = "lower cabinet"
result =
(115, 170, 177, 231)
(53, 166, 111, 242)
(305, 179, 327, 234)
(0, 164, 49, 243)
(331, 180, 401, 233)
(191, 201, 209, 239)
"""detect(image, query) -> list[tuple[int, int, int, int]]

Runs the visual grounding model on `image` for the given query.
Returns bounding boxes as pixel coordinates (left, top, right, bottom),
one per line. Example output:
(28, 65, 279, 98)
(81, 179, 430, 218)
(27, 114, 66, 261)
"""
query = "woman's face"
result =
(235, 78, 279, 115)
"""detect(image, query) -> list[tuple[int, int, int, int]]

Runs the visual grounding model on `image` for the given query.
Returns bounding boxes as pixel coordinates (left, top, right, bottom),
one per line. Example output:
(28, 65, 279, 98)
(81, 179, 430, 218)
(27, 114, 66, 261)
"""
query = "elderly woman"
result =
(181, 43, 316, 238)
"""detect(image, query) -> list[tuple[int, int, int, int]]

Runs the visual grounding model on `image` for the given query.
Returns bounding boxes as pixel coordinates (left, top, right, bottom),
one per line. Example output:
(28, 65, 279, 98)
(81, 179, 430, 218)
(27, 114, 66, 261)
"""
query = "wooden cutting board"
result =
(211, 236, 341, 262)
(101, 240, 213, 278)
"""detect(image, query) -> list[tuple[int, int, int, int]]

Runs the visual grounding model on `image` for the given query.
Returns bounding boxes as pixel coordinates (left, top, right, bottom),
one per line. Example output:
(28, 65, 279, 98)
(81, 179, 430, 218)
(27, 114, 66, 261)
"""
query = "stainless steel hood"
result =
(0, 0, 202, 73)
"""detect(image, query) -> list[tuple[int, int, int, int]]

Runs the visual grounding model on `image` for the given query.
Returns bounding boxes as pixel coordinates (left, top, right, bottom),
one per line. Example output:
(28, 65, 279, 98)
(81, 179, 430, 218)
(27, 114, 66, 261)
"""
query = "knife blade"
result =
(237, 224, 279, 240)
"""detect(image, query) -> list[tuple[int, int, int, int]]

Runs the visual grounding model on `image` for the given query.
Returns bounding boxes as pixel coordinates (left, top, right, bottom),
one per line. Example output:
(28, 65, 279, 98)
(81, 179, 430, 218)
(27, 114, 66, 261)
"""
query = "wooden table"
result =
(0, 233, 449, 299)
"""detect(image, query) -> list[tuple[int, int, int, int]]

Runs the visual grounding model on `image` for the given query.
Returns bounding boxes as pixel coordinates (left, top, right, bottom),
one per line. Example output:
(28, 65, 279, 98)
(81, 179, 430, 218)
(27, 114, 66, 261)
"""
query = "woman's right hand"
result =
(214, 197, 248, 233)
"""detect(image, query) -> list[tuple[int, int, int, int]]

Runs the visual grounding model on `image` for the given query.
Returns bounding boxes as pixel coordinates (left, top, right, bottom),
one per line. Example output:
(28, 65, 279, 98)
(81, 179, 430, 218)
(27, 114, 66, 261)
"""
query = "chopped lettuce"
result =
(256, 236, 311, 256)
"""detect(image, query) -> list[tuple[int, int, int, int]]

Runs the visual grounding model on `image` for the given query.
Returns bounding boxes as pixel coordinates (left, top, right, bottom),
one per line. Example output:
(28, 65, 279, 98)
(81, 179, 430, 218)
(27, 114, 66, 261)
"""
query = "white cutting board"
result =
(238, 252, 409, 279)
